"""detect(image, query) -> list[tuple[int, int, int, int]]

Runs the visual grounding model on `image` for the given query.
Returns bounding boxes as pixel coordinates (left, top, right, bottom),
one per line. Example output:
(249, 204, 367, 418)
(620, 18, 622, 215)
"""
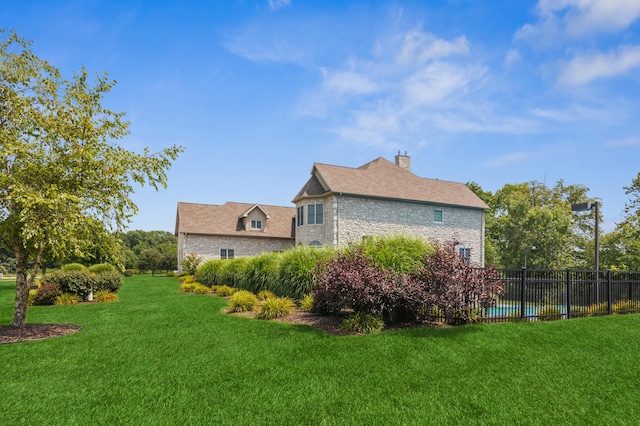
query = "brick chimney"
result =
(394, 150, 411, 172)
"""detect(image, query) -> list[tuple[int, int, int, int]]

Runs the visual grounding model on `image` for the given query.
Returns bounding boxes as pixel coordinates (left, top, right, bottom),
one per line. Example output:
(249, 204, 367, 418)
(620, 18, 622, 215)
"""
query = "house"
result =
(292, 153, 489, 265)
(175, 153, 488, 269)
(175, 202, 296, 268)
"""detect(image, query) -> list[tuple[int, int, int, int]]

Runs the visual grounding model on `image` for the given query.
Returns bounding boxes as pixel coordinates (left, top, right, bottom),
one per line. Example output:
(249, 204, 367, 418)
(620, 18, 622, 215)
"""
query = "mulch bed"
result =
(0, 323, 82, 344)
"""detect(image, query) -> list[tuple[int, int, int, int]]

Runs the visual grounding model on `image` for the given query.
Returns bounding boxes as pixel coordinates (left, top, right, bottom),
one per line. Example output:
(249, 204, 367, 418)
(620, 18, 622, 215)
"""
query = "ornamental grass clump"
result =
(340, 312, 384, 334)
(61, 263, 87, 271)
(256, 296, 295, 320)
(298, 294, 314, 311)
(538, 306, 562, 321)
(228, 290, 258, 313)
(216, 285, 236, 296)
(54, 293, 80, 305)
(257, 290, 276, 301)
(180, 282, 210, 294)
(94, 290, 119, 303)
(88, 263, 116, 274)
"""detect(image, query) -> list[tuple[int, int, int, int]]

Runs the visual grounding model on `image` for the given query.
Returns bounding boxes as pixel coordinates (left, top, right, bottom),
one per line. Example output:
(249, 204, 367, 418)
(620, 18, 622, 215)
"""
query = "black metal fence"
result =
(480, 269, 640, 323)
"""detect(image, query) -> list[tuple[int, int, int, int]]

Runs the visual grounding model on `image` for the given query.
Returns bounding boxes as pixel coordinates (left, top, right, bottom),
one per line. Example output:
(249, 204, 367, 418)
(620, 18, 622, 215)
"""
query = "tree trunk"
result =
(13, 248, 29, 328)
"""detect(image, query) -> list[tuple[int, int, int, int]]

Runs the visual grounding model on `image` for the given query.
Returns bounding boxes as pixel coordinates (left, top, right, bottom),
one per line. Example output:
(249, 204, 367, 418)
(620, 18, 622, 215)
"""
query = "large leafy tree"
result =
(468, 180, 596, 269)
(600, 172, 640, 271)
(0, 30, 183, 327)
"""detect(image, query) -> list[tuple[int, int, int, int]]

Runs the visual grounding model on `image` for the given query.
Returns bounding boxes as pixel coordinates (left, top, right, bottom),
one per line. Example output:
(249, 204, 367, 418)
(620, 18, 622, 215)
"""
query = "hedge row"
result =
(196, 235, 434, 300)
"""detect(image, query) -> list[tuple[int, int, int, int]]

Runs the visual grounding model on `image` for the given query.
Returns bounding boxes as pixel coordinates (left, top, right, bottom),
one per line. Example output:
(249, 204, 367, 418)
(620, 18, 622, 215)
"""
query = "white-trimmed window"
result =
(220, 249, 235, 259)
(434, 209, 443, 223)
(308, 203, 324, 225)
(250, 220, 262, 230)
(459, 248, 471, 264)
(297, 206, 304, 226)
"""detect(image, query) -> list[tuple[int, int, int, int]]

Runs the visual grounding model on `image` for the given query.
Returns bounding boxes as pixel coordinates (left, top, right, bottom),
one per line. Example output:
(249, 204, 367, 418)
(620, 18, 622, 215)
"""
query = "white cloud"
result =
(503, 49, 521, 67)
(321, 68, 379, 96)
(402, 62, 482, 108)
(296, 28, 500, 147)
(483, 152, 531, 168)
(518, 0, 640, 43)
(268, 0, 291, 11)
(395, 31, 469, 65)
(604, 136, 640, 147)
(558, 45, 640, 85)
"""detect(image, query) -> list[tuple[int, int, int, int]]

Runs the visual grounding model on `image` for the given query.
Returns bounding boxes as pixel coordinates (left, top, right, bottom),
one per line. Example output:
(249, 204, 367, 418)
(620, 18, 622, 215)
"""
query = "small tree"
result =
(137, 249, 162, 275)
(0, 30, 183, 327)
(180, 253, 203, 275)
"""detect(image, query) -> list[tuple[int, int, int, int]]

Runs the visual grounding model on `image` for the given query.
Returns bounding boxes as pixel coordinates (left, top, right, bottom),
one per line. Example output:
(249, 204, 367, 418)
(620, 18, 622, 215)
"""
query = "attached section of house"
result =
(174, 202, 295, 271)
(292, 153, 489, 265)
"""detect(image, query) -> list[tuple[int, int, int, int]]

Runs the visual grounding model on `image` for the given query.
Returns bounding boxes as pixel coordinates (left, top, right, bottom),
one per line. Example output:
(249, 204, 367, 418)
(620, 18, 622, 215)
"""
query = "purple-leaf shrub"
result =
(312, 240, 503, 325)
(312, 249, 400, 319)
(413, 240, 503, 324)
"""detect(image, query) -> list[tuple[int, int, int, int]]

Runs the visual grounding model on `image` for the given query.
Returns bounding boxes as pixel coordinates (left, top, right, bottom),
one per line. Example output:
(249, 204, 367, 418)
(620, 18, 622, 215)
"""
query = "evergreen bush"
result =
(94, 271, 123, 293)
(42, 270, 95, 300)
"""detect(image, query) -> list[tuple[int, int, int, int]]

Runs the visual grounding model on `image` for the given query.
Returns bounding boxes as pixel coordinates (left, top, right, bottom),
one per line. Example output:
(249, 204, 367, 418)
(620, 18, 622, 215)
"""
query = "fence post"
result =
(566, 269, 571, 319)
(607, 270, 612, 315)
(521, 267, 527, 320)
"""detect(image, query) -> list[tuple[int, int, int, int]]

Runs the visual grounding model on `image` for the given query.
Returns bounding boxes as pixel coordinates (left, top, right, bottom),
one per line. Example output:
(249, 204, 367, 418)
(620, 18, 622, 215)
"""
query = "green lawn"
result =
(2, 275, 640, 425)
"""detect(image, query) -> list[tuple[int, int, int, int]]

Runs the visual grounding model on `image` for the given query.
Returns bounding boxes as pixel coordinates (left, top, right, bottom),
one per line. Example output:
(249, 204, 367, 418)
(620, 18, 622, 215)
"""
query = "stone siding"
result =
(177, 233, 295, 272)
(295, 194, 485, 265)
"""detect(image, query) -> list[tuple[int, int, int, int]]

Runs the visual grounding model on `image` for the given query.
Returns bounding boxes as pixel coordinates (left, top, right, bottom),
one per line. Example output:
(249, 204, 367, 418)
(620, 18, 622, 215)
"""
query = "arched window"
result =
(309, 241, 322, 247)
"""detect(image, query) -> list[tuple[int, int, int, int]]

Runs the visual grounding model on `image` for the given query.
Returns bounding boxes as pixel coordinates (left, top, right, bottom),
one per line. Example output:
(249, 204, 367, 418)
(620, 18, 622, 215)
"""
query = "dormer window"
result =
(251, 220, 262, 230)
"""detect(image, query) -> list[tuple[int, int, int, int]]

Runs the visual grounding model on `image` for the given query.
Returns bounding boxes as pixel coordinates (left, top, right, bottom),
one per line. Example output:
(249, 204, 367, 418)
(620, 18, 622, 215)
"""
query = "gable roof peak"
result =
(239, 204, 271, 219)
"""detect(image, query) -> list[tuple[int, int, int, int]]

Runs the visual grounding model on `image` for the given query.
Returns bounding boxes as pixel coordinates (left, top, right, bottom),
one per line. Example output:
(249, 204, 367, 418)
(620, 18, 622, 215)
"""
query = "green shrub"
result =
(340, 312, 385, 334)
(27, 289, 38, 306)
(298, 294, 314, 311)
(88, 263, 116, 274)
(166, 271, 176, 277)
(256, 297, 295, 320)
(34, 282, 62, 305)
(61, 263, 87, 271)
(123, 269, 135, 277)
(95, 290, 119, 303)
(54, 293, 80, 305)
(42, 270, 94, 300)
(257, 290, 276, 301)
(228, 290, 258, 313)
(216, 285, 236, 296)
(94, 271, 123, 293)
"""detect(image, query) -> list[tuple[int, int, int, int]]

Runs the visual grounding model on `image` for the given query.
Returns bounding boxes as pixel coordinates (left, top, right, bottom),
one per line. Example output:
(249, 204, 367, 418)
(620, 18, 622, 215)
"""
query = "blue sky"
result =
(5, 0, 640, 233)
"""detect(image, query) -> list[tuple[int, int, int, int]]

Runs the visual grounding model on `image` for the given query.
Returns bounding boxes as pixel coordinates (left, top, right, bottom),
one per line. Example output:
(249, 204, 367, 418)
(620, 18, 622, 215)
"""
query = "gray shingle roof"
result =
(175, 202, 295, 239)
(293, 157, 488, 210)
